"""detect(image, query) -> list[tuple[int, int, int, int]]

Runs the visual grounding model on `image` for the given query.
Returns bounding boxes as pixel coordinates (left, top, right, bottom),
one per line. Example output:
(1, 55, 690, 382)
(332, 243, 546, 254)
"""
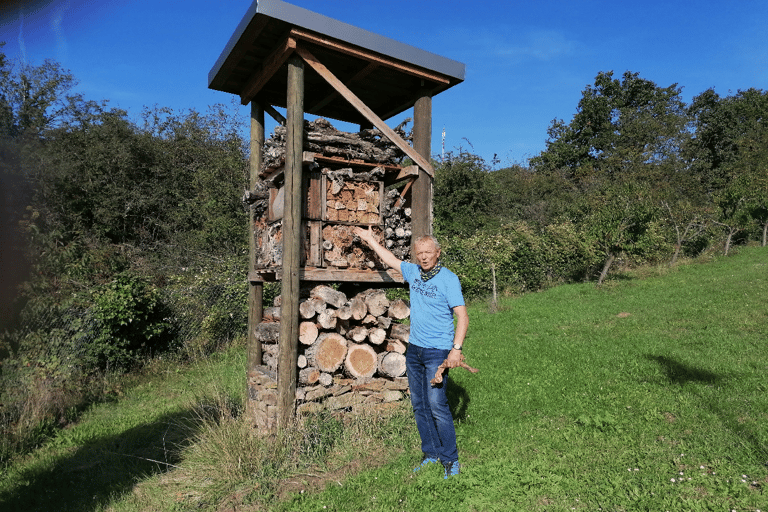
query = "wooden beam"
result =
(411, 93, 433, 250)
(295, 45, 434, 177)
(247, 101, 265, 398)
(290, 27, 450, 86)
(265, 104, 286, 125)
(249, 268, 404, 283)
(276, 54, 304, 430)
(240, 37, 297, 105)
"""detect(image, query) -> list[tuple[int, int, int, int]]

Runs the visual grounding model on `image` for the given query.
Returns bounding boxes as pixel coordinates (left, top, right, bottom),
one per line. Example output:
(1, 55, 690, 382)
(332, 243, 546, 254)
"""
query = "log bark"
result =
(299, 299, 317, 319)
(344, 343, 378, 379)
(347, 325, 369, 343)
(318, 372, 334, 387)
(310, 284, 348, 309)
(299, 367, 321, 386)
(358, 289, 390, 317)
(377, 351, 406, 378)
(386, 339, 407, 354)
(387, 299, 410, 320)
(349, 296, 367, 320)
(317, 309, 337, 329)
(254, 322, 280, 343)
(367, 327, 386, 345)
(263, 352, 277, 369)
(389, 323, 410, 343)
(305, 332, 348, 373)
(299, 321, 319, 345)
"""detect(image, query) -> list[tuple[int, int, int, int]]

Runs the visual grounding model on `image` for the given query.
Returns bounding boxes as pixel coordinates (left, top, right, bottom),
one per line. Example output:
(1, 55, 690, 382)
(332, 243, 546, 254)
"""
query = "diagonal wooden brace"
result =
(295, 45, 434, 178)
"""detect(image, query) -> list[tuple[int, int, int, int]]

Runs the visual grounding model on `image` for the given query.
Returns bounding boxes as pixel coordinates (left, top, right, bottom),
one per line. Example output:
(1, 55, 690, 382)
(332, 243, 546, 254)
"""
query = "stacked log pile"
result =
(254, 285, 411, 412)
(245, 117, 413, 270)
(262, 117, 411, 171)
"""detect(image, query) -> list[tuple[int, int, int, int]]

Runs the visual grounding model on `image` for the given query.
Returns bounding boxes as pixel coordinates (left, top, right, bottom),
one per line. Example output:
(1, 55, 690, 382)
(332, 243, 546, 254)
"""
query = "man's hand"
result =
(353, 225, 376, 245)
(353, 225, 402, 270)
(443, 349, 465, 368)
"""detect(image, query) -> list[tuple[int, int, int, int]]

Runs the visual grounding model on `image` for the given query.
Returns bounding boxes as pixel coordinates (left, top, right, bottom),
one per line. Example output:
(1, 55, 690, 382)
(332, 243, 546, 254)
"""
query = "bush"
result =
(81, 273, 173, 372)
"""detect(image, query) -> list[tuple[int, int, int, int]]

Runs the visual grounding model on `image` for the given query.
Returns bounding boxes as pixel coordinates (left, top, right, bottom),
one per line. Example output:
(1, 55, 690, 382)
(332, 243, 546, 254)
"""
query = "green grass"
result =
(2, 246, 768, 511)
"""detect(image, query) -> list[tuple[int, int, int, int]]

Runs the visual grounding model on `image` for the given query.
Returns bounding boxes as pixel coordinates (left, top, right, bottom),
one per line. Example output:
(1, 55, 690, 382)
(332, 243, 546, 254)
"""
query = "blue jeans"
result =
(406, 344, 458, 463)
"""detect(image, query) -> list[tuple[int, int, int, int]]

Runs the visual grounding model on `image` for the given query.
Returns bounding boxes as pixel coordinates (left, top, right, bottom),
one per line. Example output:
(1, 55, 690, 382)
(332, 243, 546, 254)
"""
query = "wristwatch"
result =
(452, 344, 463, 351)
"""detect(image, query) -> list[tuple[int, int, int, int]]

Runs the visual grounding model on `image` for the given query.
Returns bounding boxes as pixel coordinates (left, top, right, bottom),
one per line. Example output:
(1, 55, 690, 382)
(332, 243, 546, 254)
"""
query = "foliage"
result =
(433, 151, 493, 236)
(686, 87, 768, 192)
(441, 220, 600, 299)
(82, 274, 173, 372)
(531, 70, 690, 180)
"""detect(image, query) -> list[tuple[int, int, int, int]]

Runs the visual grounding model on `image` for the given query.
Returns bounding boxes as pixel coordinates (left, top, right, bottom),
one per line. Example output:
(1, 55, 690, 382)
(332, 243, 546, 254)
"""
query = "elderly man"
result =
(354, 226, 468, 479)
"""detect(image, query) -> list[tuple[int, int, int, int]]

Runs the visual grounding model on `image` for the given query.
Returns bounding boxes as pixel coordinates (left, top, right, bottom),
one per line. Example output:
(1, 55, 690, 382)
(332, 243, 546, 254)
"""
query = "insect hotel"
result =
(208, 0, 465, 431)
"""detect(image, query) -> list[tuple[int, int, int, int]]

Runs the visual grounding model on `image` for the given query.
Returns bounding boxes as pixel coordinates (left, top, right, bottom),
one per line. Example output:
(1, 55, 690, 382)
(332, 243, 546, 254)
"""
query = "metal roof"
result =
(208, 0, 465, 124)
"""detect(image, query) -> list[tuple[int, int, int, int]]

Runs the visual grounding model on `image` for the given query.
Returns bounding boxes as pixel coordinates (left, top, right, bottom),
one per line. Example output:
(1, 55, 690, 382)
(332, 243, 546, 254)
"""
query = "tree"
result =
(433, 151, 492, 236)
(531, 71, 690, 183)
(686, 87, 768, 193)
(578, 180, 661, 285)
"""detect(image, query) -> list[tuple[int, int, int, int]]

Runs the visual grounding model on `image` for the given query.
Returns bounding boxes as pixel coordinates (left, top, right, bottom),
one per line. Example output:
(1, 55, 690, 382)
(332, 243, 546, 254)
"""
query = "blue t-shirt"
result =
(400, 261, 465, 349)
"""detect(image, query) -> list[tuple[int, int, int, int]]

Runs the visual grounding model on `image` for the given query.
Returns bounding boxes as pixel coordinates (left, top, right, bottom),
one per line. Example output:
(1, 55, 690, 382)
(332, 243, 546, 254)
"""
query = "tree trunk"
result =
(305, 332, 348, 373)
(310, 285, 348, 309)
(367, 327, 386, 345)
(762, 221, 768, 247)
(344, 343, 378, 379)
(359, 289, 390, 316)
(389, 323, 410, 343)
(670, 243, 681, 267)
(254, 322, 280, 343)
(377, 351, 406, 378)
(387, 299, 410, 320)
(299, 367, 321, 385)
(597, 253, 615, 287)
(299, 321, 319, 345)
(349, 296, 367, 320)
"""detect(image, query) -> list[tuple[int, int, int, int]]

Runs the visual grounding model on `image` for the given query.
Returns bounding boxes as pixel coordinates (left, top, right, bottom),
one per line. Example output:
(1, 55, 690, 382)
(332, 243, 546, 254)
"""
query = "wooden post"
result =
(411, 91, 433, 254)
(247, 102, 265, 384)
(277, 55, 304, 429)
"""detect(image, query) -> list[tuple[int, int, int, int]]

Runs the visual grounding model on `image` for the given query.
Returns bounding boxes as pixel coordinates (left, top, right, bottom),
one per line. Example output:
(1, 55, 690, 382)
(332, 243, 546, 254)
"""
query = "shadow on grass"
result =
(0, 409, 200, 512)
(646, 354, 768, 462)
(446, 376, 471, 422)
(645, 355, 721, 385)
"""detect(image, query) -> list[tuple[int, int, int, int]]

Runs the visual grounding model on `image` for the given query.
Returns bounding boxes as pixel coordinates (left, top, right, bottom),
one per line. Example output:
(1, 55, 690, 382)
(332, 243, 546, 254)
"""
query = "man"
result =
(354, 226, 468, 479)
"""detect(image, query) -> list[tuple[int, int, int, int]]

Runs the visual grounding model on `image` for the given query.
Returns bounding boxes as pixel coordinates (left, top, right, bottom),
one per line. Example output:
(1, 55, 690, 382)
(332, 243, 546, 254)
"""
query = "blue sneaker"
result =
(443, 460, 460, 479)
(414, 454, 439, 472)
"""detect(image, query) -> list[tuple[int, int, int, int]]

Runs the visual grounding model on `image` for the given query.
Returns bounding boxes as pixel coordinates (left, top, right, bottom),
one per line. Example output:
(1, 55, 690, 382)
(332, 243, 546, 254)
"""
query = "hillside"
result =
(2, 246, 767, 511)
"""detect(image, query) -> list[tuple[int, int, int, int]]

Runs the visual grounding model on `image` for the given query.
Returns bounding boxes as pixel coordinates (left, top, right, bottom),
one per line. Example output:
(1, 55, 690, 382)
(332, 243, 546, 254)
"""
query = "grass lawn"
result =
(2, 246, 768, 511)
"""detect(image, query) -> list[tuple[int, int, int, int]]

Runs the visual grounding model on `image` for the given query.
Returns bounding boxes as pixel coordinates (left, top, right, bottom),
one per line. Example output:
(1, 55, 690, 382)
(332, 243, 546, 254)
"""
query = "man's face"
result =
(415, 240, 441, 272)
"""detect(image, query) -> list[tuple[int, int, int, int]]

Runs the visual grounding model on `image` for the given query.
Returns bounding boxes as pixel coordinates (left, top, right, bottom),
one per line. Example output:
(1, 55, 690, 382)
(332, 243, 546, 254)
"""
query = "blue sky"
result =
(1, 0, 766, 168)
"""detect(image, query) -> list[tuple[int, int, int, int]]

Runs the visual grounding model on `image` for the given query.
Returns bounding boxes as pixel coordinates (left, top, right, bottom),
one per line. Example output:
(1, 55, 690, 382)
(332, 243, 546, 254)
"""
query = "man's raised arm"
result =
(353, 226, 403, 271)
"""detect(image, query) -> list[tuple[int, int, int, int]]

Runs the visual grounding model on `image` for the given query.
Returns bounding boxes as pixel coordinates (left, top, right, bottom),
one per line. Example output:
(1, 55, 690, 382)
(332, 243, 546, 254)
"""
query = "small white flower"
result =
(671, 478, 676, 483)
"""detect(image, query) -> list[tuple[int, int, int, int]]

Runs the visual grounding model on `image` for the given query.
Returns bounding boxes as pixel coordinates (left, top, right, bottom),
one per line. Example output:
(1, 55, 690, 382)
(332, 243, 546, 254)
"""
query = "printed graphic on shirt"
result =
(410, 278, 438, 300)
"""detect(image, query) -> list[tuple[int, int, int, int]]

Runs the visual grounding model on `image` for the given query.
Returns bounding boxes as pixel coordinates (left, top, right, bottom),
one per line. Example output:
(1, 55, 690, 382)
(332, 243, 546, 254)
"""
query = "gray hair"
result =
(414, 235, 441, 250)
